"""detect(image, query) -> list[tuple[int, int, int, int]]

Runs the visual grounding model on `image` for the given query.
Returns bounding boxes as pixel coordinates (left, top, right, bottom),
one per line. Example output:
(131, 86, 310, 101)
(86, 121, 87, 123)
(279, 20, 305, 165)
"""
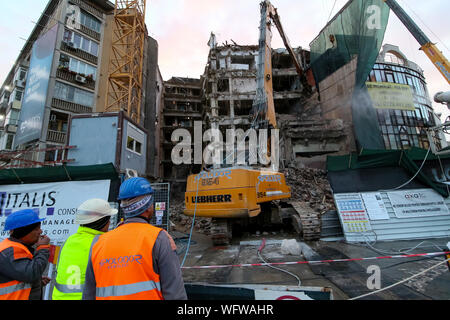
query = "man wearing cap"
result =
(0, 209, 51, 300)
(83, 177, 187, 300)
(52, 199, 118, 300)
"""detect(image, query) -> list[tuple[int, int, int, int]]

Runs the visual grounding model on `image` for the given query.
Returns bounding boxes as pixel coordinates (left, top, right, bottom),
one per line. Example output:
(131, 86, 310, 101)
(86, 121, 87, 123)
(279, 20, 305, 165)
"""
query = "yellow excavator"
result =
(184, 0, 310, 245)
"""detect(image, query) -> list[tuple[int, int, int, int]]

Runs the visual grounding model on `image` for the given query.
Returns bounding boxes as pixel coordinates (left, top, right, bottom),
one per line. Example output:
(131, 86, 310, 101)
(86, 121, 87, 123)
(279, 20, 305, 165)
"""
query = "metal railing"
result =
(47, 130, 67, 144)
(51, 98, 92, 114)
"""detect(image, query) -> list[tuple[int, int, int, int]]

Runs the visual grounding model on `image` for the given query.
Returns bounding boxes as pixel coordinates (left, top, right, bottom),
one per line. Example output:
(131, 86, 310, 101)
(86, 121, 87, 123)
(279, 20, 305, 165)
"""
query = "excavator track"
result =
(288, 201, 322, 241)
(211, 218, 233, 246)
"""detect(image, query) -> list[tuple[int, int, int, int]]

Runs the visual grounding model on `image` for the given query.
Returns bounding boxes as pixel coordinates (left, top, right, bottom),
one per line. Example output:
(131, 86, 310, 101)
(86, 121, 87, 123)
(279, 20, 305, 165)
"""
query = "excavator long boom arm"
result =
(383, 0, 450, 84)
(253, 0, 305, 130)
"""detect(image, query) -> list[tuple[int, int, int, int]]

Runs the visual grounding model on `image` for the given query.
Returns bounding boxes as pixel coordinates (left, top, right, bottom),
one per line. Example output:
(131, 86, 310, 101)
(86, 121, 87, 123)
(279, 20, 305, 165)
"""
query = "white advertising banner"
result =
(387, 189, 450, 219)
(0, 180, 111, 243)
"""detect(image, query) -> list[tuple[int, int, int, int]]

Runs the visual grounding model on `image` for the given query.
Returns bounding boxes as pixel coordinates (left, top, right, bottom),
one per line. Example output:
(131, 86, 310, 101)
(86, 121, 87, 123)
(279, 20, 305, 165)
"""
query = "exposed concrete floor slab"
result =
(174, 230, 450, 300)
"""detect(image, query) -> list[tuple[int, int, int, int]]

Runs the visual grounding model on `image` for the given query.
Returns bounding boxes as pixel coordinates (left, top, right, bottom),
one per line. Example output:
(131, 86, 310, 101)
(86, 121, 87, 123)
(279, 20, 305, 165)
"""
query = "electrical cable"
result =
(351, 229, 447, 257)
(380, 146, 431, 192)
(257, 240, 302, 287)
(180, 175, 201, 268)
(326, 0, 338, 24)
(397, 0, 450, 56)
(348, 257, 450, 300)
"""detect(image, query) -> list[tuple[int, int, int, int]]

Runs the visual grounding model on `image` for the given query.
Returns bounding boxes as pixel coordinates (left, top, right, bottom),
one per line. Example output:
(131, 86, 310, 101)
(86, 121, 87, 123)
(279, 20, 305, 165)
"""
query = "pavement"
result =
(173, 230, 450, 300)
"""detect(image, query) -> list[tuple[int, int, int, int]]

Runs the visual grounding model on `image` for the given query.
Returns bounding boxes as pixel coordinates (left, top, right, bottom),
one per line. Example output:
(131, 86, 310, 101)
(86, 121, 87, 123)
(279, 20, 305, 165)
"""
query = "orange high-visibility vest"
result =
(0, 239, 34, 300)
(91, 223, 164, 300)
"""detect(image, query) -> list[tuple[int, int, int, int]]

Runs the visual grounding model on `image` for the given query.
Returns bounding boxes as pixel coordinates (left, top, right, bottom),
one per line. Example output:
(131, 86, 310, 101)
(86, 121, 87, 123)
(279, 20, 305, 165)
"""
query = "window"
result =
(126, 136, 142, 155)
(386, 72, 395, 83)
(80, 11, 101, 33)
(385, 52, 405, 65)
(14, 90, 23, 101)
(8, 89, 23, 104)
(54, 81, 94, 107)
(14, 68, 27, 82)
(64, 29, 99, 57)
(65, 55, 97, 79)
(5, 109, 20, 126)
(5, 134, 14, 150)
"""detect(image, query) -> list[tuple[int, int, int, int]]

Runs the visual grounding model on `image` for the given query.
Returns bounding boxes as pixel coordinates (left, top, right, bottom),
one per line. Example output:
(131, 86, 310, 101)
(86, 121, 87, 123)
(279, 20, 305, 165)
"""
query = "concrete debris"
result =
(170, 201, 212, 235)
(282, 166, 336, 215)
(281, 239, 302, 256)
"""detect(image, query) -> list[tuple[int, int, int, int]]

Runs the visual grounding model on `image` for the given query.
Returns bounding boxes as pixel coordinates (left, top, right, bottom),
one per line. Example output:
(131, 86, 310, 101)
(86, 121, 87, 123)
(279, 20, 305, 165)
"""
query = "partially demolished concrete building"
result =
(160, 77, 203, 187)
(201, 34, 348, 170)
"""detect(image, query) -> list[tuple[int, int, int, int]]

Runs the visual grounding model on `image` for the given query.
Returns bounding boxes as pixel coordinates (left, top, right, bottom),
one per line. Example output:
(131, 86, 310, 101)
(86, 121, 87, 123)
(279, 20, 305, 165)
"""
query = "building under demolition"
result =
(160, 77, 203, 188)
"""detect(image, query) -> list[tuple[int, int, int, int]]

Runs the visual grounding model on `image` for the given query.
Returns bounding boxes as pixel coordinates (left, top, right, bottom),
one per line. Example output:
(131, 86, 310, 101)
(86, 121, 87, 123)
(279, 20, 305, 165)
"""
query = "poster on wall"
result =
(361, 192, 390, 220)
(334, 193, 372, 233)
(0, 180, 111, 243)
(387, 189, 449, 219)
(14, 24, 58, 148)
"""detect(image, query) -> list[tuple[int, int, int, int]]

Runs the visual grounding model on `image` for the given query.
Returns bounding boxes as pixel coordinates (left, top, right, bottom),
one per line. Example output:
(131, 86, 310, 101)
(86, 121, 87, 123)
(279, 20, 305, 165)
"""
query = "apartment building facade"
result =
(0, 0, 162, 177)
(0, 0, 114, 164)
(160, 77, 203, 186)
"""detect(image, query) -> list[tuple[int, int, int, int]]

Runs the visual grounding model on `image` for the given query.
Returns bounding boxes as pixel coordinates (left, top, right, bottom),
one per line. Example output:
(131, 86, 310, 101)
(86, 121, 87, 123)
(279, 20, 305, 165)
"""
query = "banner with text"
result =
(14, 24, 58, 148)
(387, 189, 449, 219)
(366, 82, 415, 111)
(0, 180, 111, 243)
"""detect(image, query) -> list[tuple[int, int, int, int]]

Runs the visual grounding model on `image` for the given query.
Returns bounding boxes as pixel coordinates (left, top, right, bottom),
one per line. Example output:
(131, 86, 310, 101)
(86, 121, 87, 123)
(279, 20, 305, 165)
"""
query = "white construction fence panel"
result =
(334, 188, 450, 243)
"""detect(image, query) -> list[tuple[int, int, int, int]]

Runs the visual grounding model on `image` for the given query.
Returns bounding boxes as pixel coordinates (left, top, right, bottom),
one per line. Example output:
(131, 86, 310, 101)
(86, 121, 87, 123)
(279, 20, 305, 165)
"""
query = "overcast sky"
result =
(1, 0, 449, 118)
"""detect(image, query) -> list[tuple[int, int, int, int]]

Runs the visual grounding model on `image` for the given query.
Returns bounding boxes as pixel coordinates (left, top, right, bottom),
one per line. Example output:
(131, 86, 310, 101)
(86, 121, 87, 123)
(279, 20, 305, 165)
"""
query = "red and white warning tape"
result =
(181, 251, 450, 270)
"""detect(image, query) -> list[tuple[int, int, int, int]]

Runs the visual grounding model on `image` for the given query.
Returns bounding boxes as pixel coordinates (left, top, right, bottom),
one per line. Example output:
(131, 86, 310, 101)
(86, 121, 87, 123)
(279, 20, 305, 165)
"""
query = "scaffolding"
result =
(0, 146, 76, 169)
(105, 0, 147, 123)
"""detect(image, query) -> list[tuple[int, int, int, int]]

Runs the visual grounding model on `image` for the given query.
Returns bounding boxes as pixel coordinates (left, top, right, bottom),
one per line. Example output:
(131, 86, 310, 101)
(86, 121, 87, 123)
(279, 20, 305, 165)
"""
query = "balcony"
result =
(56, 68, 96, 91)
(47, 130, 67, 144)
(68, 0, 103, 20)
(5, 124, 17, 133)
(61, 42, 98, 65)
(79, 24, 101, 41)
(52, 98, 92, 114)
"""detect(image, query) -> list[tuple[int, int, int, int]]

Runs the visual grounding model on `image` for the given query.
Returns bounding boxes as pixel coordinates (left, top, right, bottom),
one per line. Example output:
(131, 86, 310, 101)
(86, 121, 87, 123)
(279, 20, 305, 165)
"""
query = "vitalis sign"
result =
(0, 180, 111, 243)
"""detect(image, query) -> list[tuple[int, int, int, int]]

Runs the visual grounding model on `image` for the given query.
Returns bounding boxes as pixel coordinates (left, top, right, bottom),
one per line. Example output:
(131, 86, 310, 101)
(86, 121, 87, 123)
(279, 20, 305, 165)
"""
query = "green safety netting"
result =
(327, 147, 450, 197)
(309, 0, 390, 150)
(0, 163, 120, 185)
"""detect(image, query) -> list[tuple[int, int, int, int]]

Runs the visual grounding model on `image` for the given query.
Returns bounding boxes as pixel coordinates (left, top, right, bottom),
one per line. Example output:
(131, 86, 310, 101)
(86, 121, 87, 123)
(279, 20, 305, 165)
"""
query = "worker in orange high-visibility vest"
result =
(82, 177, 187, 300)
(0, 209, 51, 300)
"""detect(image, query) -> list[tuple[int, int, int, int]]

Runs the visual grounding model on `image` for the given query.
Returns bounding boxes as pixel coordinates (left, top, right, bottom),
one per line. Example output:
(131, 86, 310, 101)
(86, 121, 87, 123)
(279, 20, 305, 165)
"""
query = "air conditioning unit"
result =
(14, 80, 25, 88)
(75, 75, 87, 84)
(125, 168, 139, 179)
(6, 124, 17, 133)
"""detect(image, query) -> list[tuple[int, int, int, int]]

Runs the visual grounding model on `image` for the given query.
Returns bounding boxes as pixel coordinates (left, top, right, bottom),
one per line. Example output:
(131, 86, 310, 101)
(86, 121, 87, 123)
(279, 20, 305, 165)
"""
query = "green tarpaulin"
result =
(0, 163, 120, 185)
(309, 0, 390, 150)
(327, 147, 450, 197)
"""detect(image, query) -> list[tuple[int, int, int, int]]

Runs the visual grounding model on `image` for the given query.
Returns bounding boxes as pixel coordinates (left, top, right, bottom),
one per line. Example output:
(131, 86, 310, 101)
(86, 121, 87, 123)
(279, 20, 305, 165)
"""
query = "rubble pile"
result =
(169, 200, 212, 235)
(282, 166, 336, 215)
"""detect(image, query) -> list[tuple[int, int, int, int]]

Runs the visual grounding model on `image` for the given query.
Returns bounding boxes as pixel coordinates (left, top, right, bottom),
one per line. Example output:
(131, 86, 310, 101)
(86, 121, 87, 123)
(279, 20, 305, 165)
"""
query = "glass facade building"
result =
(367, 45, 443, 151)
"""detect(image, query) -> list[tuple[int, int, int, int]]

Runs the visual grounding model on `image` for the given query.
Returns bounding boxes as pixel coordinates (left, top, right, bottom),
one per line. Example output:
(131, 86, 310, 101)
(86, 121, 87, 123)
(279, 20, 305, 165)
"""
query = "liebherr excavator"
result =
(183, 0, 318, 245)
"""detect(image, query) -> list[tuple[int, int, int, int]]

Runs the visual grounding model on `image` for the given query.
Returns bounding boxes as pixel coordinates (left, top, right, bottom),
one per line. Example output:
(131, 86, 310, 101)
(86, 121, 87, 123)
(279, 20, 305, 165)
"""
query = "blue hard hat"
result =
(118, 177, 153, 200)
(4, 209, 46, 232)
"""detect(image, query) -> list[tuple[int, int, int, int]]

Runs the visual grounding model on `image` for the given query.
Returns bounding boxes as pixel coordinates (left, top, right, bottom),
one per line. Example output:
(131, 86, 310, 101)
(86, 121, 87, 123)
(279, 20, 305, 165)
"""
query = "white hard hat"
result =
(75, 199, 118, 225)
